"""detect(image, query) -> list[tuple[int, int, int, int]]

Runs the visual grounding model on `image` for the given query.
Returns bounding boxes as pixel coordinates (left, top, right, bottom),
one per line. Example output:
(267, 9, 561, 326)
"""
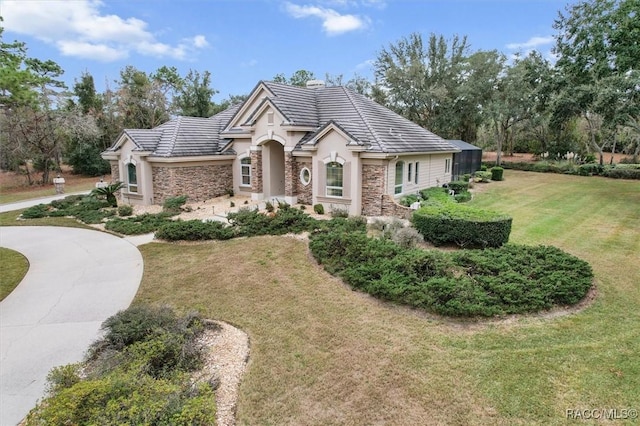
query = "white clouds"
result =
(57, 40, 128, 62)
(284, 2, 370, 35)
(1, 0, 208, 62)
(506, 36, 554, 50)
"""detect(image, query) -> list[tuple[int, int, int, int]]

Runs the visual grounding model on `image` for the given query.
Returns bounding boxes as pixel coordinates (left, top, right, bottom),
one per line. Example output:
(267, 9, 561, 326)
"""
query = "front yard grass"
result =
(134, 170, 640, 425)
(0, 247, 29, 301)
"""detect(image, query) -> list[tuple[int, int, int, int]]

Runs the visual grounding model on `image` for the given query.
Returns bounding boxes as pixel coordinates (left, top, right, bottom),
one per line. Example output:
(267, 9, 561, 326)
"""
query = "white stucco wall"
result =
(117, 139, 153, 205)
(312, 130, 362, 216)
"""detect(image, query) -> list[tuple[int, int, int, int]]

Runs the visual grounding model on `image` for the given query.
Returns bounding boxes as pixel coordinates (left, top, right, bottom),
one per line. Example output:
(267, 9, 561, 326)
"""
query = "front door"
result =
(263, 140, 285, 198)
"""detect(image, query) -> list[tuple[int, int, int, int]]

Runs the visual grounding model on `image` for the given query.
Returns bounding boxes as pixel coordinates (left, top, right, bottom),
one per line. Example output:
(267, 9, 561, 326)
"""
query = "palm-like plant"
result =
(91, 181, 124, 207)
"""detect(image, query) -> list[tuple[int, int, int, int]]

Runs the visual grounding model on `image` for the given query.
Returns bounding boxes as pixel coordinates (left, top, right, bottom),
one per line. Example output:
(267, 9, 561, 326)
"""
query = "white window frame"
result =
(414, 162, 419, 184)
(240, 157, 251, 187)
(300, 167, 311, 186)
(408, 162, 413, 183)
(127, 162, 138, 193)
(445, 158, 451, 174)
(395, 161, 404, 195)
(326, 161, 343, 197)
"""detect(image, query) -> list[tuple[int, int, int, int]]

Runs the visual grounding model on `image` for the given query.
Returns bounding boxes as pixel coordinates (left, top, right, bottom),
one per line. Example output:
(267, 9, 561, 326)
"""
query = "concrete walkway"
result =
(0, 191, 90, 213)
(0, 226, 144, 425)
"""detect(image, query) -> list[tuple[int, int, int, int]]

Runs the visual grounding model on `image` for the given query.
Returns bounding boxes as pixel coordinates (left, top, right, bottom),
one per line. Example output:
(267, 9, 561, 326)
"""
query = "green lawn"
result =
(0, 247, 29, 301)
(133, 170, 640, 425)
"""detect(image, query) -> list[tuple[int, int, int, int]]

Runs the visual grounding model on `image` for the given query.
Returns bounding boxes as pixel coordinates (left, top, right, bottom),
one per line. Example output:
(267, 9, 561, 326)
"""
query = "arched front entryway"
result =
(262, 140, 285, 198)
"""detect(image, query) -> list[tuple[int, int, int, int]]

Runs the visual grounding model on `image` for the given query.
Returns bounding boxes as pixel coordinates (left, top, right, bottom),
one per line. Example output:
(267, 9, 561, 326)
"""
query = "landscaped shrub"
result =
(163, 195, 188, 213)
(389, 226, 424, 249)
(602, 166, 640, 180)
(156, 219, 236, 241)
(419, 187, 451, 205)
(330, 206, 349, 218)
(577, 163, 603, 176)
(104, 212, 175, 235)
(22, 196, 115, 223)
(412, 204, 512, 248)
(454, 191, 472, 203)
(461, 173, 472, 182)
(26, 305, 217, 426)
(118, 204, 134, 217)
(447, 181, 469, 194)
(313, 203, 325, 215)
(309, 231, 594, 317)
(490, 166, 504, 181)
(226, 207, 318, 237)
(21, 204, 50, 219)
(399, 193, 420, 207)
(474, 171, 492, 182)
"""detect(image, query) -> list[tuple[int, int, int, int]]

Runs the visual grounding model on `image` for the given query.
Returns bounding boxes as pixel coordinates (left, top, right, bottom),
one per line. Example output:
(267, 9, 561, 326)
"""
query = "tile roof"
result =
(106, 105, 240, 157)
(107, 81, 458, 158)
(260, 81, 458, 154)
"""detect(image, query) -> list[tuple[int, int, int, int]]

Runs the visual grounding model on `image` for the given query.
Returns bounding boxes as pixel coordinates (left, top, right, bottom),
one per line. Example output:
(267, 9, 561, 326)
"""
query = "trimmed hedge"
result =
(490, 166, 504, 181)
(156, 220, 235, 241)
(309, 231, 594, 317)
(602, 167, 640, 179)
(412, 204, 512, 248)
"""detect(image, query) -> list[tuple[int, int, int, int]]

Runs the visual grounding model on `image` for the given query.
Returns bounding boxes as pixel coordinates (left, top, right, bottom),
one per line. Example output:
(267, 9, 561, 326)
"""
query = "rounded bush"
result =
(490, 167, 504, 181)
(447, 181, 469, 194)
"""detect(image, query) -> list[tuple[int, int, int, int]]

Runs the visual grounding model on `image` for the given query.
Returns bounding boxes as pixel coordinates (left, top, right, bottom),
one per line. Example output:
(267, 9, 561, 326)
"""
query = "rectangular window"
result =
(394, 161, 404, 195)
(326, 162, 343, 197)
(127, 163, 138, 193)
(445, 159, 451, 174)
(240, 158, 251, 186)
(408, 163, 413, 183)
(414, 162, 419, 184)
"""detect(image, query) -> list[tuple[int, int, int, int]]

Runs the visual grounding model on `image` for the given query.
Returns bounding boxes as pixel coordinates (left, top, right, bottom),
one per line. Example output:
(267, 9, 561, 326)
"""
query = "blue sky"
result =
(2, 0, 569, 102)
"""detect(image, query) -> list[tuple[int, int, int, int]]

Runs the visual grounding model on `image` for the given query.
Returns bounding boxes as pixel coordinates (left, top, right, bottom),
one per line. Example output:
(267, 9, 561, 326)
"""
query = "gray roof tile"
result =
(107, 82, 458, 158)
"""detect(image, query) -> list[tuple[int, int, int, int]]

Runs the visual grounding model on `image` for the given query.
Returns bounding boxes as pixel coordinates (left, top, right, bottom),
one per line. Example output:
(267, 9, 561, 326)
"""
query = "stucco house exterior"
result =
(102, 80, 460, 216)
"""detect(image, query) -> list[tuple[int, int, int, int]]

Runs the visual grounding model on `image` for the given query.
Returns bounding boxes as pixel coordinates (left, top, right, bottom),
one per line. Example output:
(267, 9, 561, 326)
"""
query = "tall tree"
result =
(553, 0, 640, 164)
(174, 70, 218, 117)
(116, 66, 170, 129)
(483, 55, 535, 165)
(273, 69, 316, 87)
(0, 25, 39, 108)
(374, 33, 470, 138)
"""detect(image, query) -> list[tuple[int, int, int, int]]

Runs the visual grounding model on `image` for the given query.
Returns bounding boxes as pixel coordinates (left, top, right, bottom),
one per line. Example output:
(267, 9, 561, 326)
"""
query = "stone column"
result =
(250, 148, 263, 199)
(284, 150, 294, 197)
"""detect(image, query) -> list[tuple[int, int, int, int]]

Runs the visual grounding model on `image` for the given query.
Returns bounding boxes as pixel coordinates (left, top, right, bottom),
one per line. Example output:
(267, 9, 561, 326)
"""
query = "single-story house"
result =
(102, 80, 460, 216)
(449, 140, 483, 180)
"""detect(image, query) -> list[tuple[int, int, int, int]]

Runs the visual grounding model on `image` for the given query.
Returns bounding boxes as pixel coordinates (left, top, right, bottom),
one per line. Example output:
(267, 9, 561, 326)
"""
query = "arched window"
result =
(240, 157, 251, 186)
(326, 162, 343, 197)
(127, 163, 138, 193)
(394, 161, 404, 194)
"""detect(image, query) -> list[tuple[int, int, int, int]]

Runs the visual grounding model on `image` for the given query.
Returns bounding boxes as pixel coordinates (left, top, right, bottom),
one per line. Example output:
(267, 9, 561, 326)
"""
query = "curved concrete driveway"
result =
(0, 226, 143, 425)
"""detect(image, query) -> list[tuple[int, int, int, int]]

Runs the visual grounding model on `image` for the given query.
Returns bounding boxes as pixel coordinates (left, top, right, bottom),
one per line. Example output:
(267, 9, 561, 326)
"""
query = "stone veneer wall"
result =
(250, 151, 263, 194)
(152, 163, 233, 204)
(293, 159, 312, 205)
(381, 195, 413, 220)
(361, 164, 386, 216)
(284, 152, 294, 197)
(110, 163, 119, 184)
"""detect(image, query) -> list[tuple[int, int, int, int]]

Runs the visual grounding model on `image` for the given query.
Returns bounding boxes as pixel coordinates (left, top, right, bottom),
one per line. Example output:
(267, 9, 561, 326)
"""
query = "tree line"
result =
(1, 0, 638, 185)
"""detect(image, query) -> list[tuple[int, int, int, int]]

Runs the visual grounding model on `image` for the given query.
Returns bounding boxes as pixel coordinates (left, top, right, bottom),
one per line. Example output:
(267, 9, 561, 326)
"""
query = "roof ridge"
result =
(165, 116, 182, 155)
(342, 87, 380, 147)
